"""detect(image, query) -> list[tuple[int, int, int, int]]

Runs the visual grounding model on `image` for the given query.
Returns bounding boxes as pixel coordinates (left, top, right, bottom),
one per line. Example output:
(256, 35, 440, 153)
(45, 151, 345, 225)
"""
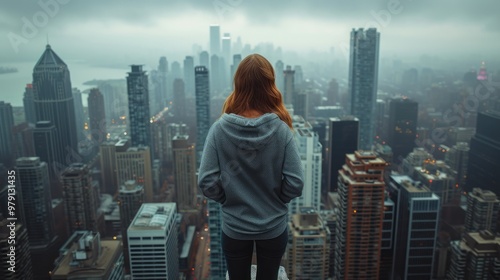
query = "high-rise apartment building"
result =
(128, 203, 179, 279)
(0, 216, 33, 280)
(445, 142, 469, 190)
(387, 98, 418, 162)
(173, 78, 186, 121)
(61, 163, 98, 234)
(464, 188, 500, 233)
(447, 231, 500, 279)
(183, 56, 195, 97)
(348, 28, 380, 150)
(127, 65, 151, 147)
(390, 175, 440, 280)
(32, 44, 78, 156)
(0, 101, 14, 166)
(327, 117, 359, 192)
(208, 200, 226, 279)
(87, 88, 107, 145)
(172, 135, 197, 211)
(287, 209, 330, 279)
(275, 60, 284, 94)
(289, 116, 322, 215)
(115, 145, 153, 202)
(334, 151, 386, 280)
(195, 66, 210, 167)
(99, 140, 119, 195)
(466, 111, 500, 194)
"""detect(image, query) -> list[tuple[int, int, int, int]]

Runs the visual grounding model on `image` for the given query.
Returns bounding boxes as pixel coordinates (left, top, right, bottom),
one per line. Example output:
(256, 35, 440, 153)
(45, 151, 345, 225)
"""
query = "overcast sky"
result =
(1, 0, 499, 68)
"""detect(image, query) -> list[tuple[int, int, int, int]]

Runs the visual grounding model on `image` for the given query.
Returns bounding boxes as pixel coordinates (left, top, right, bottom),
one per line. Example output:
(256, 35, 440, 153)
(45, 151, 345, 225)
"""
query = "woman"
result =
(198, 53, 304, 279)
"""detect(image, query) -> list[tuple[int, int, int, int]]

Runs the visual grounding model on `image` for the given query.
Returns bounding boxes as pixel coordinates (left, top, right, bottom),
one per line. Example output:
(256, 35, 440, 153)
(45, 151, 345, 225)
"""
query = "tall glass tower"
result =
(127, 65, 151, 147)
(32, 44, 78, 161)
(348, 28, 380, 150)
(195, 66, 210, 168)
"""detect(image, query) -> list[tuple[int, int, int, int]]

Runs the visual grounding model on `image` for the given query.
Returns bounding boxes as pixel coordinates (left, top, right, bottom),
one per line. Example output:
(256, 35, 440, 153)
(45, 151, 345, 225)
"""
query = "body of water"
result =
(0, 60, 136, 107)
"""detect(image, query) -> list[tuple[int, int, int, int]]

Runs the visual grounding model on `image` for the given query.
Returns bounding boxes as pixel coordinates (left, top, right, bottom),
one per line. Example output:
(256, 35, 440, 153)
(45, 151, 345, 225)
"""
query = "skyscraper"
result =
(464, 188, 500, 233)
(275, 60, 284, 94)
(16, 157, 55, 246)
(183, 56, 195, 97)
(61, 163, 98, 234)
(199, 51, 209, 68)
(32, 44, 78, 156)
(230, 54, 241, 89)
(210, 55, 221, 94)
(87, 88, 107, 145)
(287, 210, 330, 279)
(195, 66, 210, 167)
(466, 111, 500, 194)
(390, 175, 440, 280)
(128, 203, 179, 279)
(334, 151, 386, 280)
(283, 65, 295, 105)
(221, 33, 231, 67)
(0, 216, 33, 280)
(173, 78, 186, 121)
(208, 201, 226, 279)
(0, 101, 14, 166)
(73, 88, 85, 142)
(99, 140, 119, 195)
(115, 145, 153, 202)
(172, 134, 197, 211)
(23, 84, 36, 124)
(210, 24, 221, 55)
(33, 121, 63, 197)
(289, 116, 322, 215)
(348, 28, 380, 150)
(126, 65, 151, 147)
(387, 98, 418, 162)
(327, 116, 359, 192)
(158, 56, 168, 103)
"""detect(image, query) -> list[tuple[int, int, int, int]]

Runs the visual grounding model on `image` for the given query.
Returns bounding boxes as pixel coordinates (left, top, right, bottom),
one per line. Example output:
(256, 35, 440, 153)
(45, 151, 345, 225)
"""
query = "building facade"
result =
(127, 65, 151, 148)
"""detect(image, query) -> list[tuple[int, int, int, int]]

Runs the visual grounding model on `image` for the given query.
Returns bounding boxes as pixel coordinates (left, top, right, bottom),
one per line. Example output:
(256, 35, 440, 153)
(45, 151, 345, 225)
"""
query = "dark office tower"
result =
(379, 196, 395, 280)
(183, 56, 195, 97)
(87, 88, 107, 145)
(210, 54, 221, 94)
(349, 28, 380, 150)
(325, 78, 339, 106)
(23, 84, 36, 124)
(127, 65, 151, 147)
(387, 98, 418, 162)
(195, 66, 210, 167)
(210, 24, 221, 55)
(283, 65, 295, 105)
(199, 51, 209, 68)
(0, 216, 33, 280)
(158, 56, 168, 102)
(99, 141, 118, 195)
(275, 60, 284, 94)
(464, 188, 500, 233)
(334, 151, 386, 280)
(391, 175, 440, 280)
(327, 116, 359, 192)
(11, 122, 35, 160)
(466, 111, 500, 194)
(61, 163, 98, 234)
(445, 142, 469, 189)
(173, 78, 186, 121)
(230, 54, 241, 88)
(32, 44, 78, 156)
(16, 157, 55, 245)
(73, 88, 85, 142)
(0, 101, 14, 166)
(173, 135, 197, 211)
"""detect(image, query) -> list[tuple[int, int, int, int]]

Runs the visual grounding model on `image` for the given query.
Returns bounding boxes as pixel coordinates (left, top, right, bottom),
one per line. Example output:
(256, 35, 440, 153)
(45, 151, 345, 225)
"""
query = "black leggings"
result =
(222, 229, 288, 280)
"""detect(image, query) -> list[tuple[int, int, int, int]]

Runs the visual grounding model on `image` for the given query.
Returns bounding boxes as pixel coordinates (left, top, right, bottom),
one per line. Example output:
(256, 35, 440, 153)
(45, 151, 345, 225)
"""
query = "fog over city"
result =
(1, 0, 499, 65)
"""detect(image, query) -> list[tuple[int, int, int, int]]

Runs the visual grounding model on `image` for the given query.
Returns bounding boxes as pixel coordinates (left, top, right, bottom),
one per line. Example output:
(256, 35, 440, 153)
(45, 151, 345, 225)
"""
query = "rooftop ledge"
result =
(226, 265, 288, 280)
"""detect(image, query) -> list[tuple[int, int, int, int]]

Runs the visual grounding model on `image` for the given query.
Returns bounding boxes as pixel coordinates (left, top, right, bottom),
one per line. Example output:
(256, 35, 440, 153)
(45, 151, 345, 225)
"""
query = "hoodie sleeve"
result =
(279, 133, 304, 203)
(198, 126, 226, 204)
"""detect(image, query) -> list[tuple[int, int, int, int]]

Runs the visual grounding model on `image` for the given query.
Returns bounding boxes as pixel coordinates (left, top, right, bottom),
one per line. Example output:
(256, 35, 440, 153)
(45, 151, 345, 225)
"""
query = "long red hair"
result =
(222, 54, 293, 128)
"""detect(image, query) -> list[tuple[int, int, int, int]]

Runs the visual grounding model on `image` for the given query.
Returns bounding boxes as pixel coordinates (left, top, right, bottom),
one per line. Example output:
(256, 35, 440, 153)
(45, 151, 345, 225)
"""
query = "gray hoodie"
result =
(198, 112, 304, 240)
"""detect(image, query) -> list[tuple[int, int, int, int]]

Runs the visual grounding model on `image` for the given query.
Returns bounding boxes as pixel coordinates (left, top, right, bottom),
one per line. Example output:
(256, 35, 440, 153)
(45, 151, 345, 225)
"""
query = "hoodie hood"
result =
(219, 113, 282, 151)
